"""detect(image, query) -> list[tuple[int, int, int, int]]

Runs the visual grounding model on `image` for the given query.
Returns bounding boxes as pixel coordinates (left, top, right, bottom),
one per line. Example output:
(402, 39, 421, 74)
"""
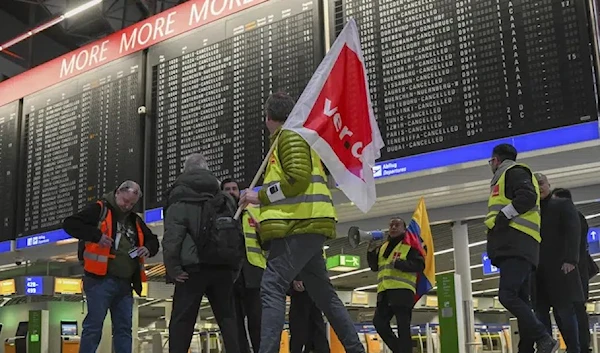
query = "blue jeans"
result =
(79, 276, 133, 353)
(259, 233, 364, 353)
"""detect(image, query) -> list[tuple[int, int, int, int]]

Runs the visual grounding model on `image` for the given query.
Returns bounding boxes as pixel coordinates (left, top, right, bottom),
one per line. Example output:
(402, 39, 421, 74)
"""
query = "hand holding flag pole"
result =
(235, 18, 384, 219)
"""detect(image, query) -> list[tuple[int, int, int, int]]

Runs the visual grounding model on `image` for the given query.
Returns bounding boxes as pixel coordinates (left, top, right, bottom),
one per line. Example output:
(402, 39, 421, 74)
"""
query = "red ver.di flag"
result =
(282, 18, 384, 213)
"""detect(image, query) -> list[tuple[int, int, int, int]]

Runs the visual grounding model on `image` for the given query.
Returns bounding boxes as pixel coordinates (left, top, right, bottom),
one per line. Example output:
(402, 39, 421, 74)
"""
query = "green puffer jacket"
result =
(257, 127, 337, 243)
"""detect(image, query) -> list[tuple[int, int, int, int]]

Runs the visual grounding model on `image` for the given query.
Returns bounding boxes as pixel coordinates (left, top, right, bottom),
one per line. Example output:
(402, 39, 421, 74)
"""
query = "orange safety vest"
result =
(83, 201, 147, 282)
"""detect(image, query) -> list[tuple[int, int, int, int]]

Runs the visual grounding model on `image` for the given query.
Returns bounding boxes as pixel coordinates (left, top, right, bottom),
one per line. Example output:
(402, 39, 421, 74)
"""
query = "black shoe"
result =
(536, 336, 559, 353)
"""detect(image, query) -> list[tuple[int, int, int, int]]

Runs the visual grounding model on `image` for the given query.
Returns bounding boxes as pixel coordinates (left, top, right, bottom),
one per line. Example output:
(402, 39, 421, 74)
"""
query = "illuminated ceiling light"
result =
(0, 0, 101, 52)
(64, 0, 103, 18)
(330, 267, 370, 280)
(434, 240, 487, 256)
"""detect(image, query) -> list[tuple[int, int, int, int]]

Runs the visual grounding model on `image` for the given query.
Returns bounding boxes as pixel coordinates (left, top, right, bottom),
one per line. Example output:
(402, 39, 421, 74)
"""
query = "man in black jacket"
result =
(63, 181, 159, 353)
(533, 177, 583, 353)
(162, 153, 240, 353)
(485, 144, 557, 353)
(553, 187, 594, 353)
(367, 217, 425, 353)
(222, 178, 264, 353)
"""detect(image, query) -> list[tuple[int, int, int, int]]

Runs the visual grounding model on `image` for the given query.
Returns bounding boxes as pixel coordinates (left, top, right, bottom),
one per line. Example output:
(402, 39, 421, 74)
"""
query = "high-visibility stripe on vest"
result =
(83, 201, 148, 282)
(484, 163, 541, 243)
(242, 208, 267, 269)
(258, 145, 337, 222)
(377, 241, 417, 294)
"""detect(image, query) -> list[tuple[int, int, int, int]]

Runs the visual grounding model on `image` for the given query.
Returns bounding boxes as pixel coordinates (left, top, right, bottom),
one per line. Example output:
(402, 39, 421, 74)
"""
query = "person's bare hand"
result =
(98, 234, 113, 248)
(561, 263, 575, 274)
(293, 280, 305, 292)
(175, 272, 189, 283)
(239, 189, 260, 206)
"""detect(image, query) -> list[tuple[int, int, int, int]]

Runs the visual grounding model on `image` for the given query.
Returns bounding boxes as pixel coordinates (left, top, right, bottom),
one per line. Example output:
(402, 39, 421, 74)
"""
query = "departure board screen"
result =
(0, 102, 20, 241)
(332, 0, 597, 159)
(18, 53, 143, 236)
(146, 0, 323, 207)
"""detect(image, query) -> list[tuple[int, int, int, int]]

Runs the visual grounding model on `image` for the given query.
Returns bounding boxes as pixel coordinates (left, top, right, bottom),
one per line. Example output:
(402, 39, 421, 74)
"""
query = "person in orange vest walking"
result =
(63, 181, 159, 353)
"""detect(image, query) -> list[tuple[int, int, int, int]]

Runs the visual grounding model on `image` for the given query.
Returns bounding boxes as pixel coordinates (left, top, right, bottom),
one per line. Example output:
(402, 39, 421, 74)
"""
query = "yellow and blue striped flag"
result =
(403, 197, 436, 303)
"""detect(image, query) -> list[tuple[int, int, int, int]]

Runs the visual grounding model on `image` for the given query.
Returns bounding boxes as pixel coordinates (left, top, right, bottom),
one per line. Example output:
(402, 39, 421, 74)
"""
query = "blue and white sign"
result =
(588, 228, 600, 255)
(16, 229, 71, 249)
(144, 122, 599, 224)
(371, 122, 598, 180)
(482, 252, 500, 275)
(24, 277, 43, 295)
(0, 241, 11, 254)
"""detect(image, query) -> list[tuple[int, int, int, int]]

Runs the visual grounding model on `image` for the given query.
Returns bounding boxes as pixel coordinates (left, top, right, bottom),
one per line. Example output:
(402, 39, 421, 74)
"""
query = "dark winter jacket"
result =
(62, 192, 159, 296)
(367, 234, 425, 306)
(536, 196, 583, 304)
(161, 169, 238, 280)
(257, 127, 336, 243)
(486, 165, 540, 268)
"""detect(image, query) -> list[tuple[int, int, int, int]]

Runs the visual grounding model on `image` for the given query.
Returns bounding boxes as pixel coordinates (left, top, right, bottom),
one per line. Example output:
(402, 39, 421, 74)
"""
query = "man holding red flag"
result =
(240, 91, 364, 353)
(239, 18, 382, 353)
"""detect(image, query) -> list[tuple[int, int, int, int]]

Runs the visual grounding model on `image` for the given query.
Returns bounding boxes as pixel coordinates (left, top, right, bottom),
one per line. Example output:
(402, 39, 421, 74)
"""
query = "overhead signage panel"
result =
(0, 0, 269, 106)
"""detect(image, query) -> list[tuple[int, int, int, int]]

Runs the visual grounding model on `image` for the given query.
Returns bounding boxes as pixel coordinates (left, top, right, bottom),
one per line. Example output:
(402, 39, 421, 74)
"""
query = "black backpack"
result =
(192, 191, 245, 269)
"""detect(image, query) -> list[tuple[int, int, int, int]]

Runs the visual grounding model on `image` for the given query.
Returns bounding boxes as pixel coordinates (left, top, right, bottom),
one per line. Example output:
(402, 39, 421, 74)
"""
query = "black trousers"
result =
(234, 285, 262, 353)
(289, 290, 330, 353)
(169, 269, 239, 353)
(575, 302, 590, 353)
(372, 294, 413, 353)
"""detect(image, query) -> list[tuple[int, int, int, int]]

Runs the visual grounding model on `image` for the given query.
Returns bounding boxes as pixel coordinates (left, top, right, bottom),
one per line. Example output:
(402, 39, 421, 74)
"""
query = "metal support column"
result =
(452, 221, 476, 353)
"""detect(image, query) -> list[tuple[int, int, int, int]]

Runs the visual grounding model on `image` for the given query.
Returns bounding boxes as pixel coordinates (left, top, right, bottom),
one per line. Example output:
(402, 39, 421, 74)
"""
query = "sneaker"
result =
(536, 336, 559, 353)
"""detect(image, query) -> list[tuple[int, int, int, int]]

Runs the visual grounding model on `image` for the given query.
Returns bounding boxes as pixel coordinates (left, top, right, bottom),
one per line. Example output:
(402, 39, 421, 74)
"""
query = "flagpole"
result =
(233, 136, 279, 220)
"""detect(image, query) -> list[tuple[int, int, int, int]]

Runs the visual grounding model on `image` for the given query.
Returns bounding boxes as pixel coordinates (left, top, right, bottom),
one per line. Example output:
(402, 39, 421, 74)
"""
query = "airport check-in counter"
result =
(476, 324, 511, 353)
(4, 321, 27, 353)
(60, 320, 80, 353)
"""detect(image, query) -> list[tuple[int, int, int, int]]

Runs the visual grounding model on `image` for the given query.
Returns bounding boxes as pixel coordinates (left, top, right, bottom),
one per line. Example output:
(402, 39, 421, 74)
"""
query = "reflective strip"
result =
(488, 204, 540, 212)
(83, 251, 108, 263)
(485, 211, 540, 232)
(264, 175, 326, 189)
(511, 217, 540, 232)
(377, 275, 416, 287)
(379, 264, 395, 271)
(247, 247, 263, 254)
(245, 233, 258, 240)
(270, 193, 333, 206)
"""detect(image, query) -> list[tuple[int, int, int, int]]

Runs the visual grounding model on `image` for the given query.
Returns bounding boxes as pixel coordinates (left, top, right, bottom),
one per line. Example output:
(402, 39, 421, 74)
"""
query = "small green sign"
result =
(326, 255, 360, 271)
(436, 273, 460, 353)
(28, 310, 42, 353)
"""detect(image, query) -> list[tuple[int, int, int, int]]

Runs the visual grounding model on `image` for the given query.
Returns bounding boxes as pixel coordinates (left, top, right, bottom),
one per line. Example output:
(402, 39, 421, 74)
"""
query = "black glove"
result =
(494, 211, 510, 231)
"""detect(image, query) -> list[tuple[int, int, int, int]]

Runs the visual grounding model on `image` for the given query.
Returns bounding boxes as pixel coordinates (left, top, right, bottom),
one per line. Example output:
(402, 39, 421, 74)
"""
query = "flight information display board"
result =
(0, 102, 20, 241)
(146, 0, 323, 207)
(18, 53, 144, 236)
(332, 0, 597, 159)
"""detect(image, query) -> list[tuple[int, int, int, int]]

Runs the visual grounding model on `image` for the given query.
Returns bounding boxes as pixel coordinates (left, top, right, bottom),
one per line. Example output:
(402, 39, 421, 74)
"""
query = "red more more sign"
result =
(0, 0, 269, 107)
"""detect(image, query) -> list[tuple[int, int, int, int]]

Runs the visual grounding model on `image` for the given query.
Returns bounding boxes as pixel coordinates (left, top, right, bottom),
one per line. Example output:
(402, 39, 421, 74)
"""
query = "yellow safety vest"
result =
(258, 144, 337, 222)
(242, 208, 267, 269)
(483, 163, 541, 242)
(377, 241, 417, 293)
